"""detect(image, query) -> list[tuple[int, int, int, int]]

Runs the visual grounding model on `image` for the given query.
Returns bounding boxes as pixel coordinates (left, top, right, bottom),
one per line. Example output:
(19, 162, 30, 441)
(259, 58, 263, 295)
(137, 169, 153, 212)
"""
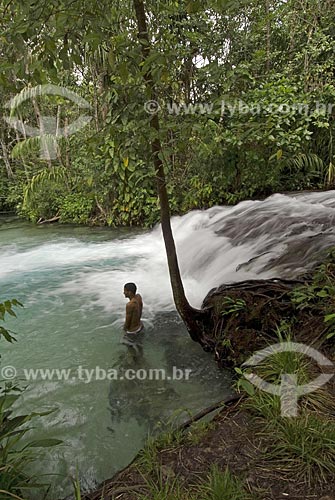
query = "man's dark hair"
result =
(124, 282, 137, 294)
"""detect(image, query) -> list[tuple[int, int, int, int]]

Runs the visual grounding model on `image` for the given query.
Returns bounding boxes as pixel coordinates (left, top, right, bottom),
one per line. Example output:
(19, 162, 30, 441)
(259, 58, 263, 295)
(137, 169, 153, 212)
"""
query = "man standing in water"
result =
(122, 283, 144, 356)
(123, 282, 143, 333)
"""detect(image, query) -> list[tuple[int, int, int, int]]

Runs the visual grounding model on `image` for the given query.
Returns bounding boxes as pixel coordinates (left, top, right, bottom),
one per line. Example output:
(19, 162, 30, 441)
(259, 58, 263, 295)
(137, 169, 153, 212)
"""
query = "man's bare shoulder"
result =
(126, 301, 137, 311)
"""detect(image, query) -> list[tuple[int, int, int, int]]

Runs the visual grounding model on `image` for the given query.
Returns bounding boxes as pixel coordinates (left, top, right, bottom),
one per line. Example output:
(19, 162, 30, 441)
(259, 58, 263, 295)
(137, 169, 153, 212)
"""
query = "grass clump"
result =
(137, 436, 160, 475)
(185, 420, 214, 445)
(240, 324, 334, 418)
(138, 469, 186, 500)
(237, 327, 335, 485)
(264, 412, 335, 484)
(240, 391, 335, 485)
(137, 410, 192, 474)
(196, 465, 257, 500)
(137, 464, 256, 500)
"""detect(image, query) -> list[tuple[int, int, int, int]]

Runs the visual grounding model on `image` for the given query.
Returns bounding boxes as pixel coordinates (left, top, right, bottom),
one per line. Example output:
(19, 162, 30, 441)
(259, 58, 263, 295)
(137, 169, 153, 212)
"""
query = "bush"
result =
(60, 193, 94, 224)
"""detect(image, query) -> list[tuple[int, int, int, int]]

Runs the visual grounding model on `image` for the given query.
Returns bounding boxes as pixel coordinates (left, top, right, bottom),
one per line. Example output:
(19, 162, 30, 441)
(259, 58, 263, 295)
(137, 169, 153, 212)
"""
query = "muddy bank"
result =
(202, 267, 334, 368)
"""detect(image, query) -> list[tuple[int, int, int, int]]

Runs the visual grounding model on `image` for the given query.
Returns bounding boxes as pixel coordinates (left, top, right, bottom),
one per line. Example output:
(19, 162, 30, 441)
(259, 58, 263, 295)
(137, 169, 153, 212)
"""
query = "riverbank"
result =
(81, 253, 335, 500)
(81, 373, 334, 499)
(83, 391, 334, 500)
(2, 187, 331, 229)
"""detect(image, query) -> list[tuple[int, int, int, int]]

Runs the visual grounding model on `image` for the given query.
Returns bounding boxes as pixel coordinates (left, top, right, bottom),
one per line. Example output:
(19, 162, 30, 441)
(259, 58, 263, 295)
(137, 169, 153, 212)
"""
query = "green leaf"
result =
(28, 438, 63, 448)
(5, 308, 16, 317)
(0, 415, 31, 436)
(186, 0, 202, 13)
(118, 62, 129, 83)
(16, 23, 30, 34)
(0, 326, 16, 342)
(240, 379, 255, 396)
(11, 299, 23, 307)
(0, 394, 20, 411)
(324, 313, 335, 322)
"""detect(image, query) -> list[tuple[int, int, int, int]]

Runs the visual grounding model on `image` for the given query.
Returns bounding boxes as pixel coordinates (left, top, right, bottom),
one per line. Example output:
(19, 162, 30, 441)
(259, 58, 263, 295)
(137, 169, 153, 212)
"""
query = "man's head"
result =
(124, 282, 137, 299)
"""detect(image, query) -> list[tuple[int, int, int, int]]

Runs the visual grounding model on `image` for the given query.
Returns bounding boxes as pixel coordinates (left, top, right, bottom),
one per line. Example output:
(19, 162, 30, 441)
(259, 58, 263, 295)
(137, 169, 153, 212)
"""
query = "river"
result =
(1, 190, 335, 497)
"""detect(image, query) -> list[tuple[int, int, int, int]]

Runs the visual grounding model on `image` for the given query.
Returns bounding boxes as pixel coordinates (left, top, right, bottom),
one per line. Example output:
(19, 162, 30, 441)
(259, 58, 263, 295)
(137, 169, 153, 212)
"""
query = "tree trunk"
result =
(265, 0, 271, 73)
(0, 137, 14, 178)
(32, 97, 52, 167)
(64, 116, 70, 168)
(14, 123, 29, 180)
(55, 104, 64, 164)
(132, 0, 212, 347)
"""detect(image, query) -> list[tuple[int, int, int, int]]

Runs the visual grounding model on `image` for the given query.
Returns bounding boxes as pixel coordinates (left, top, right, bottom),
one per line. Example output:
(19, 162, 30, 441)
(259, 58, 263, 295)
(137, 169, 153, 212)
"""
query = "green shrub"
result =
(60, 193, 94, 224)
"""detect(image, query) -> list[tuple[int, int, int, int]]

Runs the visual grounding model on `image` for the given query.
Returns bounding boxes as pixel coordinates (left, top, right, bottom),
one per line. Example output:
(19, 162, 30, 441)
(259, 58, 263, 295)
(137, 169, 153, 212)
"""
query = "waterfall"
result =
(2, 191, 335, 317)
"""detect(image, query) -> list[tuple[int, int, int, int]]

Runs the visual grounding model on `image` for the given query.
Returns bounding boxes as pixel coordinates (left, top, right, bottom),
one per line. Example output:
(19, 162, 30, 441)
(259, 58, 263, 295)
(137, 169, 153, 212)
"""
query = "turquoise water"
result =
(0, 217, 232, 498)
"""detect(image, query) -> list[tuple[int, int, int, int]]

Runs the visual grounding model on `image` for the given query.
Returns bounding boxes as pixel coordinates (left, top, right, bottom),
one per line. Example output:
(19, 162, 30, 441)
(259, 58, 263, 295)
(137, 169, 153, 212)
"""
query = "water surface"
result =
(0, 217, 231, 497)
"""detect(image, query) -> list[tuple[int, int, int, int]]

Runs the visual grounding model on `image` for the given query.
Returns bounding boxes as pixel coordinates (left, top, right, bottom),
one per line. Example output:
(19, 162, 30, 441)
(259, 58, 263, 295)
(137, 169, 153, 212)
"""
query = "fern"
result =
(284, 153, 325, 174)
(11, 135, 59, 160)
(23, 166, 68, 208)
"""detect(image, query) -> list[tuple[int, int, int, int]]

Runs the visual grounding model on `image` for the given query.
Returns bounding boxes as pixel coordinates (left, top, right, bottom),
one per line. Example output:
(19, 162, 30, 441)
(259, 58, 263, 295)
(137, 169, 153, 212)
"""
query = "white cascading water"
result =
(1, 190, 335, 320)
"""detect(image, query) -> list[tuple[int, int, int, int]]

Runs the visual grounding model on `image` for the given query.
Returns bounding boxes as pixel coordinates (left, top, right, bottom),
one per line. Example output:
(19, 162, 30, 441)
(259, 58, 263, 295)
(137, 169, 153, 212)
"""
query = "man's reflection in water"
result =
(107, 349, 178, 433)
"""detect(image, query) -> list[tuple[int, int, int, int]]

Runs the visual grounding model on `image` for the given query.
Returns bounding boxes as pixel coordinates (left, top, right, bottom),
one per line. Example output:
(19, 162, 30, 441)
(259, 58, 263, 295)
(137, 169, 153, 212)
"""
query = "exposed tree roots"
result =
(201, 275, 332, 367)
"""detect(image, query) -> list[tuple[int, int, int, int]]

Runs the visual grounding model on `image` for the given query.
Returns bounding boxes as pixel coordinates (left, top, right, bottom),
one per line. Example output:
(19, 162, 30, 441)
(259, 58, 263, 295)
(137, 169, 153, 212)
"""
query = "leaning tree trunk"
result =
(133, 0, 212, 347)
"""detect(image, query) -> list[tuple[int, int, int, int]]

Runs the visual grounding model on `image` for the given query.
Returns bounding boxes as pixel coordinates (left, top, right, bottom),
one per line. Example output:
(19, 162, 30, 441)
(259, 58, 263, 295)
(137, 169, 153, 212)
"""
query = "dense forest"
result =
(1, 0, 335, 226)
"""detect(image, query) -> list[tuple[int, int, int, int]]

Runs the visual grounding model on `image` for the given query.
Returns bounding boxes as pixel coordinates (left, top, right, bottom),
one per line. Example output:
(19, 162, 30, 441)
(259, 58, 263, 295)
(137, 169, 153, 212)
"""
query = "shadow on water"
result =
(107, 313, 229, 435)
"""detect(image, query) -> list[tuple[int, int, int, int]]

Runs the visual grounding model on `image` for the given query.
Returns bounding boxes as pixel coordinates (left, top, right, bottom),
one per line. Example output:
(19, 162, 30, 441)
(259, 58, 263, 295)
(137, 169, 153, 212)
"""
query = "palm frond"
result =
(11, 135, 59, 160)
(23, 166, 68, 208)
(284, 153, 325, 173)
